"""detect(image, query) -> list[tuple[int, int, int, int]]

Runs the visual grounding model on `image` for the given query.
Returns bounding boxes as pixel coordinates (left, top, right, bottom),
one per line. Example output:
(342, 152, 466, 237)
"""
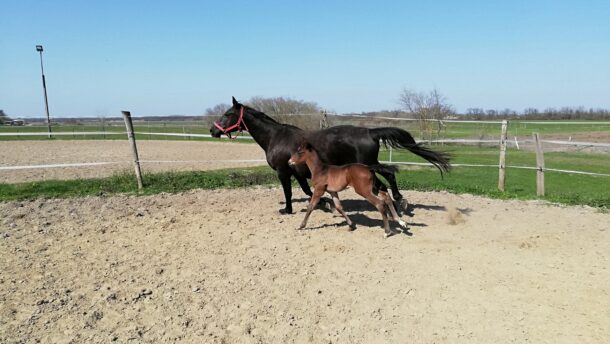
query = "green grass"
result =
(1, 163, 608, 208)
(442, 121, 610, 139)
(381, 145, 610, 207)
(3, 119, 610, 141)
(0, 166, 277, 201)
(393, 166, 609, 208)
(0, 123, 253, 142)
(1, 123, 608, 207)
(380, 145, 610, 174)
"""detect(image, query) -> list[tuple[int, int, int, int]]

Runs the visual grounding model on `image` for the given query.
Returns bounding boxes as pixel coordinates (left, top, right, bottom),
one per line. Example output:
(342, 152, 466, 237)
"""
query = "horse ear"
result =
(232, 96, 240, 107)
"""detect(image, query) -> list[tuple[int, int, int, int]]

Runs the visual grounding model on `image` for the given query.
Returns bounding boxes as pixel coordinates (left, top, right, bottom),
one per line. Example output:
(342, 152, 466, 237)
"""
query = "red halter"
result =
(213, 106, 249, 139)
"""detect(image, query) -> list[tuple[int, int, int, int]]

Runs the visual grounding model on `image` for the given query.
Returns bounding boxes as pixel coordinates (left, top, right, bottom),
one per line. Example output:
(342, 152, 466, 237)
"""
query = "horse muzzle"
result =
(288, 159, 296, 166)
(210, 127, 222, 138)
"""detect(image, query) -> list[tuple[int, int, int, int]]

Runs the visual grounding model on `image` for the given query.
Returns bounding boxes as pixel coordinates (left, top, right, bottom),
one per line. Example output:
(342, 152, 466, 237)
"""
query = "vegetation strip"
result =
(1, 165, 607, 208)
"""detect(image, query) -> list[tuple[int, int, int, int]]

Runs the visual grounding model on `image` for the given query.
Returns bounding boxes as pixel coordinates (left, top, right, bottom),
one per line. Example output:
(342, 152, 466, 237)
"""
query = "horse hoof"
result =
(384, 231, 395, 238)
(399, 199, 409, 211)
(348, 224, 356, 231)
(398, 220, 407, 227)
(279, 209, 293, 215)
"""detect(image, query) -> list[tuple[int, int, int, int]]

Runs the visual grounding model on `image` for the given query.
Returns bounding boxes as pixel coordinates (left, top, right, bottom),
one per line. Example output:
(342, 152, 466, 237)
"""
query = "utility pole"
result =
(36, 45, 52, 138)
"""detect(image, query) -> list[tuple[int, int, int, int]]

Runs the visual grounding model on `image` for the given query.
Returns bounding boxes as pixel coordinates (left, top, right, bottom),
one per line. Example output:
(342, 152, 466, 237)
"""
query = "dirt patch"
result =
(1, 188, 608, 343)
(535, 131, 610, 143)
(0, 140, 267, 183)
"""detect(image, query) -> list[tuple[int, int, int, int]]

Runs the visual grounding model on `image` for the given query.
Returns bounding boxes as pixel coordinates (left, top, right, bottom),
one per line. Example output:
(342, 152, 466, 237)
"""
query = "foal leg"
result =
(379, 191, 406, 227)
(298, 187, 325, 230)
(378, 170, 408, 212)
(354, 187, 393, 238)
(296, 173, 333, 211)
(328, 192, 355, 230)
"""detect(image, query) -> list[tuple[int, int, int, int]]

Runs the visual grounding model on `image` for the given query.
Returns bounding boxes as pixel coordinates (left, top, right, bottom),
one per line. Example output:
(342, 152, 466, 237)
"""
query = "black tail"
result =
(369, 164, 400, 176)
(370, 127, 452, 176)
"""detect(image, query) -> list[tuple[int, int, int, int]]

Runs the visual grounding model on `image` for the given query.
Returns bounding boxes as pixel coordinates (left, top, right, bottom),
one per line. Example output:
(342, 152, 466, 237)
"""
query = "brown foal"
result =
(288, 142, 406, 237)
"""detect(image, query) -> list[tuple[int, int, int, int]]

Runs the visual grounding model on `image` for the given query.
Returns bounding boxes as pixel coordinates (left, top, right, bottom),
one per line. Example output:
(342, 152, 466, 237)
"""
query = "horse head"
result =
(210, 96, 246, 138)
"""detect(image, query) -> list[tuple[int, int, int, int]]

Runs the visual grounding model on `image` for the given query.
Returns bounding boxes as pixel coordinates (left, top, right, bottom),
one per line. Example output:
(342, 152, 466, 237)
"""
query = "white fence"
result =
(1, 119, 609, 196)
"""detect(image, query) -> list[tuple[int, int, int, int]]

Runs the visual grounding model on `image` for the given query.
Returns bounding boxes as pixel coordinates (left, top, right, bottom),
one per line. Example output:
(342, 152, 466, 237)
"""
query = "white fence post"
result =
(533, 132, 545, 196)
(122, 111, 144, 190)
(498, 120, 508, 191)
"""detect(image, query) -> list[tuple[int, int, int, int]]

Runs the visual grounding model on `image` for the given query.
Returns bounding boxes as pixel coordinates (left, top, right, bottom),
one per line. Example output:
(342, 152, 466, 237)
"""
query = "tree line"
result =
(0, 110, 10, 124)
(342, 88, 610, 121)
(462, 107, 610, 120)
(204, 96, 321, 118)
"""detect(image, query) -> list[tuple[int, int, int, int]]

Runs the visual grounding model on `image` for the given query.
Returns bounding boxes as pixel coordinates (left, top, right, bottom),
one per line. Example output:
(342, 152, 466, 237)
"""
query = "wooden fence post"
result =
(533, 132, 545, 196)
(122, 111, 144, 190)
(498, 120, 508, 191)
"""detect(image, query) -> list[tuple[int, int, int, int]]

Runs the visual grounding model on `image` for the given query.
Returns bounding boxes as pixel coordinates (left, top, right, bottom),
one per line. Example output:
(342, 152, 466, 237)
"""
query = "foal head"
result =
(288, 142, 314, 166)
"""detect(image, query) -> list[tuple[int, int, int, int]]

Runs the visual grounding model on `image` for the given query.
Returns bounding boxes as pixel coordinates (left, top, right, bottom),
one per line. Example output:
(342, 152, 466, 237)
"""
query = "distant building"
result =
(7, 119, 25, 126)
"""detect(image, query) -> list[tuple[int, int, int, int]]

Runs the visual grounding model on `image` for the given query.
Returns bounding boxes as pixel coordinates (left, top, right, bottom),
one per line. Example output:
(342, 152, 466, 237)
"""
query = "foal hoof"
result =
(384, 231, 396, 238)
(279, 208, 293, 215)
(348, 224, 356, 231)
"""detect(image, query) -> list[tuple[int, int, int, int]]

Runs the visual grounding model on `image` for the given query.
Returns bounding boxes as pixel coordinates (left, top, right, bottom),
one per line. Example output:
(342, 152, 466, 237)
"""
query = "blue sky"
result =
(1, 0, 609, 117)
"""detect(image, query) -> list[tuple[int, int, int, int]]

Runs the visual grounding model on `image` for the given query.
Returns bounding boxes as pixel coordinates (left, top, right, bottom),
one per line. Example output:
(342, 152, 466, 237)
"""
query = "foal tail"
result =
(370, 127, 452, 176)
(369, 164, 400, 176)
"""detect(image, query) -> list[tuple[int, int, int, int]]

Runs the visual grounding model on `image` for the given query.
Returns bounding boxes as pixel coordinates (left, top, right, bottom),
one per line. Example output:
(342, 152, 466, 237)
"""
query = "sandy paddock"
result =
(1, 186, 608, 343)
(0, 140, 267, 184)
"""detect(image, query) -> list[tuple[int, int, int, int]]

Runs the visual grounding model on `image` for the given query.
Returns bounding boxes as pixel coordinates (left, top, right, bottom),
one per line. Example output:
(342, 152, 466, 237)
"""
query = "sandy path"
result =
(1, 188, 608, 343)
(0, 140, 267, 183)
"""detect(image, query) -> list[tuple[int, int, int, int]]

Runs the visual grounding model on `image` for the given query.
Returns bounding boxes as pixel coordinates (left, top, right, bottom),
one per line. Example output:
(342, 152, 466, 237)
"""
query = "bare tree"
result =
(204, 103, 231, 117)
(247, 96, 320, 116)
(0, 110, 10, 124)
(398, 88, 454, 140)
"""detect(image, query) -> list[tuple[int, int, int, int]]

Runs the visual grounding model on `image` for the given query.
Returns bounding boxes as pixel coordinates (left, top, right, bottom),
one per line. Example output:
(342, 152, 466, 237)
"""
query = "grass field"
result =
(0, 122, 229, 142)
(1, 120, 608, 207)
(2, 118, 610, 141)
(1, 161, 608, 208)
(382, 145, 610, 206)
(380, 145, 610, 174)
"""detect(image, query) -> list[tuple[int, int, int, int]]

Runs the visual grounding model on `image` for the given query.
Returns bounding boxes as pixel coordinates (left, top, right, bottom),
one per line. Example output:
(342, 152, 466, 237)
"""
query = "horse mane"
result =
(243, 105, 303, 130)
(244, 106, 279, 124)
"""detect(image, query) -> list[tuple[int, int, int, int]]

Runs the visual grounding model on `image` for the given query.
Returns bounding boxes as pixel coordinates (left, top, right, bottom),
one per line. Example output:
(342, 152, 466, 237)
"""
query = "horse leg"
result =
(379, 191, 406, 227)
(354, 187, 393, 238)
(278, 169, 293, 214)
(328, 192, 355, 230)
(294, 173, 312, 197)
(298, 187, 325, 230)
(378, 170, 408, 212)
(372, 175, 388, 195)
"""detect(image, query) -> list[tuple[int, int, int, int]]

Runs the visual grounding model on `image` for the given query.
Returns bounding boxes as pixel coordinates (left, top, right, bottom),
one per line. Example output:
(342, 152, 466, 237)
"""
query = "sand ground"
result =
(0, 140, 267, 184)
(1, 187, 608, 343)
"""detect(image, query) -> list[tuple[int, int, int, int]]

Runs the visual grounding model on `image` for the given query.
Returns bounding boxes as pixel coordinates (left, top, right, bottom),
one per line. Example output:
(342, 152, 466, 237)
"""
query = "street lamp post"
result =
(36, 45, 52, 138)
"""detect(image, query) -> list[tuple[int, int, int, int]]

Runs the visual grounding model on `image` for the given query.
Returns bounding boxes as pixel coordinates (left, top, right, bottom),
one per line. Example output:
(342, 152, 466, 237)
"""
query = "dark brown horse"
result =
(210, 97, 451, 214)
(289, 142, 405, 237)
